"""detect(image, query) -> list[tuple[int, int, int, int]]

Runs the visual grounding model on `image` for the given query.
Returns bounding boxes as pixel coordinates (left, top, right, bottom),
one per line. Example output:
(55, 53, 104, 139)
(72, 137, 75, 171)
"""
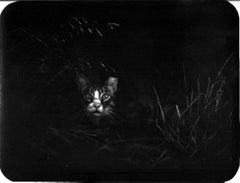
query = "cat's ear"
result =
(105, 77, 118, 94)
(76, 73, 89, 93)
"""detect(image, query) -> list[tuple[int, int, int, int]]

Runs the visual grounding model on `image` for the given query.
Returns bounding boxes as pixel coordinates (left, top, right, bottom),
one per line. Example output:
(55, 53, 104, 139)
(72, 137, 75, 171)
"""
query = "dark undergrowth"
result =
(28, 55, 234, 170)
(5, 16, 235, 171)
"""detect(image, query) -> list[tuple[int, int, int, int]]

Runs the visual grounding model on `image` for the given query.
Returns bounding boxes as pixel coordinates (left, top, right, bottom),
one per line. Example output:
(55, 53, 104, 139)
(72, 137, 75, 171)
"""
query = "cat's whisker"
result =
(106, 113, 115, 121)
(108, 109, 123, 117)
(108, 109, 126, 122)
(106, 109, 117, 119)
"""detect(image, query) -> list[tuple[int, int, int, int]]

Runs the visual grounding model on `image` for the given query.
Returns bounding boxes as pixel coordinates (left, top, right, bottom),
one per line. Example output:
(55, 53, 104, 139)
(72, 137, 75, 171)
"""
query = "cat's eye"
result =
(84, 94, 92, 101)
(102, 94, 110, 101)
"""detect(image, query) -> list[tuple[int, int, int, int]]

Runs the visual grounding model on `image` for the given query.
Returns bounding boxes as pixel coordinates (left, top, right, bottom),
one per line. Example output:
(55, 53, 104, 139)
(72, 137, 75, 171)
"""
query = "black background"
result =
(1, 1, 239, 181)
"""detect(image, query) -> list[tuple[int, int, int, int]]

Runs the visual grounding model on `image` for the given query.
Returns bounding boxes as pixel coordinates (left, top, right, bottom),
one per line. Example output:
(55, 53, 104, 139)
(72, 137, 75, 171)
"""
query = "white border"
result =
(226, 1, 240, 182)
(0, 2, 17, 183)
(0, 3, 17, 183)
(0, 1, 239, 182)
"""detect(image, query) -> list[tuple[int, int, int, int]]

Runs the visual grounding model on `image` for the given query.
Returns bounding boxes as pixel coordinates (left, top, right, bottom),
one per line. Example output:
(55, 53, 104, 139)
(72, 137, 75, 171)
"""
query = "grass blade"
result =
(176, 105, 181, 119)
(216, 53, 233, 80)
(153, 87, 166, 124)
(180, 95, 201, 117)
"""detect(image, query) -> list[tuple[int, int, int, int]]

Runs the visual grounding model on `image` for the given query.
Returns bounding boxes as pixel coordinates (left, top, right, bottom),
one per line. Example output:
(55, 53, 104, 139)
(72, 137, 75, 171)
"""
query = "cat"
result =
(76, 73, 118, 125)
(76, 71, 158, 139)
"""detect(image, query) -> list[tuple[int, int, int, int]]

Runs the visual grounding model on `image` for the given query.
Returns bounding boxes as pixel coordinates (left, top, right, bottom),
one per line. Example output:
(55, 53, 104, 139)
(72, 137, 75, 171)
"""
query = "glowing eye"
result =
(84, 94, 92, 101)
(102, 94, 110, 101)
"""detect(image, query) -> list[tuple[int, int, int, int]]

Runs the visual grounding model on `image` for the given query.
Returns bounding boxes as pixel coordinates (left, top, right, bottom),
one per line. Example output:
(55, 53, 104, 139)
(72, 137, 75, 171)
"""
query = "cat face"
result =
(77, 74, 118, 118)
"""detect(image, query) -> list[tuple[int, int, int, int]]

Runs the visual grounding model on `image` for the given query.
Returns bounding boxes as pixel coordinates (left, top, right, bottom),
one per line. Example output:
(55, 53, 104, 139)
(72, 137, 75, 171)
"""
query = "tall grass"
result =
(32, 55, 234, 167)
(153, 54, 233, 161)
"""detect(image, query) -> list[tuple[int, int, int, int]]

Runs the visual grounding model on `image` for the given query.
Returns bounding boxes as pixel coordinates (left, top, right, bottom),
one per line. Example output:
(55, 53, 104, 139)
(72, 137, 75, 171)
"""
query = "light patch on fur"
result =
(94, 90, 100, 100)
(87, 90, 104, 115)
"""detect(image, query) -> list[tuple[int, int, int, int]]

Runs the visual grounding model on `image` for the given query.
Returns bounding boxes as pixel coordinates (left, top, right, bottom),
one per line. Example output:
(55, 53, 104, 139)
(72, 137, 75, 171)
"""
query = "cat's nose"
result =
(93, 101, 101, 108)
